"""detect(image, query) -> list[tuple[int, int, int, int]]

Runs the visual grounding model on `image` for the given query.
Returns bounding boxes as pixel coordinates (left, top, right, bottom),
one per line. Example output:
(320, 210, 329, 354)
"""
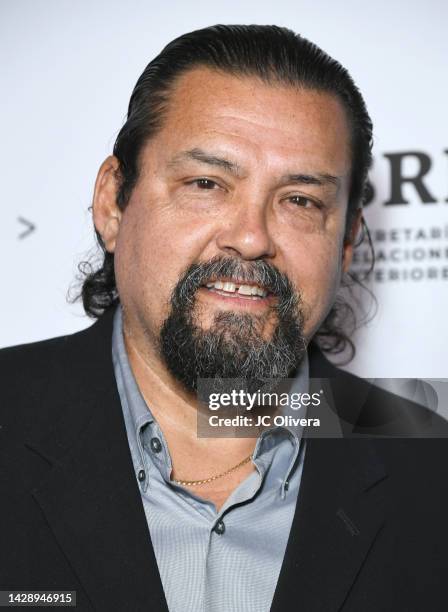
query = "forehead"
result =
(149, 67, 352, 177)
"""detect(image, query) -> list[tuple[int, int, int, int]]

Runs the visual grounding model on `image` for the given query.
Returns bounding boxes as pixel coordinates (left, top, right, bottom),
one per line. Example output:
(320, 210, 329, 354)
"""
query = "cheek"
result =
(113, 197, 216, 324)
(116, 210, 161, 288)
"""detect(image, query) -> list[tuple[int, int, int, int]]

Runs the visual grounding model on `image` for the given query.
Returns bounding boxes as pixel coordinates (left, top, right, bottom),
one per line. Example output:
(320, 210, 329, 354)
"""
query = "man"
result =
(1, 25, 447, 612)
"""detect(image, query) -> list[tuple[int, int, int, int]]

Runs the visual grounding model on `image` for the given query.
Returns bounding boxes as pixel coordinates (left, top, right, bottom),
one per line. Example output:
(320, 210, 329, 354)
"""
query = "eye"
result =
(190, 178, 219, 190)
(287, 195, 319, 209)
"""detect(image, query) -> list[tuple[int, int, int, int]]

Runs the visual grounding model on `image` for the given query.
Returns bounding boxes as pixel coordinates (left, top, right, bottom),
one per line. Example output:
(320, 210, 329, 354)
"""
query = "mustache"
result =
(171, 256, 300, 316)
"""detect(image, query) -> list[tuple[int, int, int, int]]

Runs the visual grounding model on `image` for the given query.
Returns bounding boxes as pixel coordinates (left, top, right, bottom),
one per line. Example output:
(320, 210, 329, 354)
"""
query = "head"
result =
(79, 25, 373, 391)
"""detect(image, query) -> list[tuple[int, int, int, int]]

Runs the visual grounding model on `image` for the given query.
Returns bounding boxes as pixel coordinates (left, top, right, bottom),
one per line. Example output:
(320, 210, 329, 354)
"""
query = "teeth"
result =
(223, 282, 236, 292)
(238, 284, 253, 296)
(205, 279, 268, 297)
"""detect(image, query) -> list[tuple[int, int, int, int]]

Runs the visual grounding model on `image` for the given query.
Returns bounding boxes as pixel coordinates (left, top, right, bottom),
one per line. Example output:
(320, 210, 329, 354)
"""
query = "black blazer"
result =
(1, 306, 447, 611)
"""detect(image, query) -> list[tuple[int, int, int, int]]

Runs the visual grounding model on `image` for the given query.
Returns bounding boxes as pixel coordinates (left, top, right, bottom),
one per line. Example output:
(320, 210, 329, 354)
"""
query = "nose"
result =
(215, 197, 276, 261)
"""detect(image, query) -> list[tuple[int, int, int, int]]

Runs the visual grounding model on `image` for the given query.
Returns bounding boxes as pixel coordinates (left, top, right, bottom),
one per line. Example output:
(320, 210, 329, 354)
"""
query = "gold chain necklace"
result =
(172, 454, 253, 487)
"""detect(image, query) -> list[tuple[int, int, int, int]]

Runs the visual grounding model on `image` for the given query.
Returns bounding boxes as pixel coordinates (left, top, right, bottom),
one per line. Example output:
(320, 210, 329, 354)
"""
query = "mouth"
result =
(200, 277, 273, 301)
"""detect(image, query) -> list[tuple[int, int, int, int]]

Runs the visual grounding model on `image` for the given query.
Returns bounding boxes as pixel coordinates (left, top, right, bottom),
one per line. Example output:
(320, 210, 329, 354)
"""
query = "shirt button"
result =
(214, 520, 226, 535)
(284, 480, 290, 491)
(150, 437, 162, 453)
(137, 469, 146, 482)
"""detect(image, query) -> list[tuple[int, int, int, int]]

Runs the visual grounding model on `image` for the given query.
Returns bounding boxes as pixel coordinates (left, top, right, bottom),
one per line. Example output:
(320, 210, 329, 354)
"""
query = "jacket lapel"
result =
(26, 307, 169, 611)
(270, 347, 388, 612)
(270, 437, 387, 612)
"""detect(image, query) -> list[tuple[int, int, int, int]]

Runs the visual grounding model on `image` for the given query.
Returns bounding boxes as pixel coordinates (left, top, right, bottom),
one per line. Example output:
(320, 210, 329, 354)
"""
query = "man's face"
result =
(103, 68, 353, 384)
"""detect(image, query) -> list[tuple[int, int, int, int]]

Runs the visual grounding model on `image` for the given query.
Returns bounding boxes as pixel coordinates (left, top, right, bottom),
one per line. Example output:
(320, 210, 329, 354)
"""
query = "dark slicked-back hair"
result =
(76, 24, 374, 358)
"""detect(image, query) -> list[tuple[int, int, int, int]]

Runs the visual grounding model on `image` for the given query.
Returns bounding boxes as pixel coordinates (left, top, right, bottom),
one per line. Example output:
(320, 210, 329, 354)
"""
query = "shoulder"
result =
(0, 332, 74, 379)
(0, 308, 116, 434)
(0, 334, 75, 422)
(307, 340, 448, 440)
(306, 346, 448, 505)
(0, 307, 117, 380)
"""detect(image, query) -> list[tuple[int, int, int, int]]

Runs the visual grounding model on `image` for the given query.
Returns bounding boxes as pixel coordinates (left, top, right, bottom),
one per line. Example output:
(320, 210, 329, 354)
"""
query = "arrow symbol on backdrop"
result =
(17, 216, 36, 239)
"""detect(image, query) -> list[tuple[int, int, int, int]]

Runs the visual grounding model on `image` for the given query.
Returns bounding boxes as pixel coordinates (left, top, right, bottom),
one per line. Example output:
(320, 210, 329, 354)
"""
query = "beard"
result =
(159, 256, 306, 393)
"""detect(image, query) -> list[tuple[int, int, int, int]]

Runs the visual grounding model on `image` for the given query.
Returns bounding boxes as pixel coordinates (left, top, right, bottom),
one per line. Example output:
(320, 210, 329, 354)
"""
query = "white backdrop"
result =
(1, 0, 447, 378)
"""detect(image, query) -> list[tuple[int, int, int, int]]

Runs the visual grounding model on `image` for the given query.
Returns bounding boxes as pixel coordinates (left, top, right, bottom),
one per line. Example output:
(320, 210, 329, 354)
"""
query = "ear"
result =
(342, 208, 363, 273)
(92, 156, 123, 253)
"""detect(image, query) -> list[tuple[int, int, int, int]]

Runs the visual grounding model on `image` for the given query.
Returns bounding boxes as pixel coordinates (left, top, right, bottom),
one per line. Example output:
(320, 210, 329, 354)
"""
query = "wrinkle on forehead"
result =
(143, 67, 352, 196)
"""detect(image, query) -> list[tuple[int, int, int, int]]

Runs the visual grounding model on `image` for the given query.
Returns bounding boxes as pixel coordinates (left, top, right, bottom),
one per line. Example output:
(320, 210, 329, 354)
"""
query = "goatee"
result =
(159, 257, 306, 393)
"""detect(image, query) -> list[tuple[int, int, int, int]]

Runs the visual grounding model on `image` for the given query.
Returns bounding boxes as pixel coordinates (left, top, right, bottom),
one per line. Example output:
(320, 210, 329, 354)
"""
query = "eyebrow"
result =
(168, 148, 244, 177)
(280, 172, 341, 188)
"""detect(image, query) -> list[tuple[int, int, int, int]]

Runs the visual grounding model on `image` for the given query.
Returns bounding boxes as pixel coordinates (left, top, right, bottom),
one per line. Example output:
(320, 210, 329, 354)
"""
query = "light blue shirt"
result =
(112, 304, 307, 612)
